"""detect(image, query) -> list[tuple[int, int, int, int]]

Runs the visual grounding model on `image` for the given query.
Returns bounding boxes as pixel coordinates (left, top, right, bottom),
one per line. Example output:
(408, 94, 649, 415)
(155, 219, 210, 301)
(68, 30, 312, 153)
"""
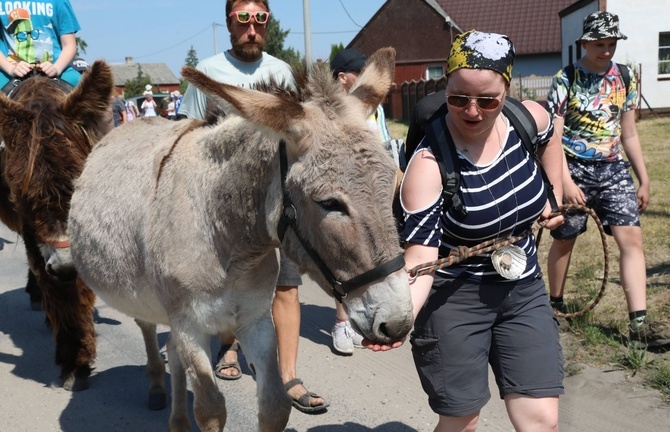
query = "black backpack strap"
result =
(564, 63, 576, 102)
(405, 91, 449, 166)
(616, 63, 631, 94)
(424, 116, 467, 219)
(502, 98, 559, 213)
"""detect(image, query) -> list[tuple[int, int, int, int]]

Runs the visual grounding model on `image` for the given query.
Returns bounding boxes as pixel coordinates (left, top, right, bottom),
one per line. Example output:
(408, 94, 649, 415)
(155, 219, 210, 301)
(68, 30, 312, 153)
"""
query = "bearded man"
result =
(179, 0, 330, 415)
(180, 0, 293, 119)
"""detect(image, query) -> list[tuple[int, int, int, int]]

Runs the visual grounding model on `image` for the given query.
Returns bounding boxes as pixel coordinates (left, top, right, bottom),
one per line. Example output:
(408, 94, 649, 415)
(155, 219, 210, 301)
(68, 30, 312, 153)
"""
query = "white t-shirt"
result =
(142, 99, 157, 117)
(179, 51, 295, 120)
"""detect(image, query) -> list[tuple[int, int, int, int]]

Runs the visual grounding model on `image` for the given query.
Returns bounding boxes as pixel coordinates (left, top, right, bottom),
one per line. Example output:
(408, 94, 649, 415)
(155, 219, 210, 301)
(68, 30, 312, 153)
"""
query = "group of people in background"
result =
(1, 0, 668, 431)
(109, 87, 185, 127)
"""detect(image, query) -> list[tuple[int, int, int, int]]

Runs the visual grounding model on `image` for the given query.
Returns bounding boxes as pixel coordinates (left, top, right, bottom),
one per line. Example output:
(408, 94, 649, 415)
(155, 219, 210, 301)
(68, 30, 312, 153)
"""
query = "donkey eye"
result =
(316, 197, 348, 215)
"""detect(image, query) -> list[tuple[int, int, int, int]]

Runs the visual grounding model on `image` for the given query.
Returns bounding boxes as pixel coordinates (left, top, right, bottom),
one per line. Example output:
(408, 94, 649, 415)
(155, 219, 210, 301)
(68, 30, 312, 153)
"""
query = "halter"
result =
(276, 140, 405, 302)
(2, 63, 74, 99)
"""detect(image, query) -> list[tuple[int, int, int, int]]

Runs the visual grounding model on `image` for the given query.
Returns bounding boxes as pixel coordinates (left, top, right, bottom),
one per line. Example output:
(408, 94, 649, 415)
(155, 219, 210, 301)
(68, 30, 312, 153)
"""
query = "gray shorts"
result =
(410, 276, 564, 417)
(277, 247, 302, 286)
(551, 158, 640, 240)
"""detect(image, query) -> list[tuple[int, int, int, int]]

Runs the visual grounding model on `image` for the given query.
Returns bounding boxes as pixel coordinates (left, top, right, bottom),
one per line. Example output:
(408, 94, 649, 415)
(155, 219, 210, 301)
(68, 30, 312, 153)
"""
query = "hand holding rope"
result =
(407, 204, 609, 318)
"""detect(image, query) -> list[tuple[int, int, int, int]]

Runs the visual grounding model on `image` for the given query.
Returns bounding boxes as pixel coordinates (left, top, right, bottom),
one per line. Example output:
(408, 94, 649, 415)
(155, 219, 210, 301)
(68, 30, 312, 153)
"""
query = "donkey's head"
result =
(0, 60, 114, 281)
(182, 47, 413, 344)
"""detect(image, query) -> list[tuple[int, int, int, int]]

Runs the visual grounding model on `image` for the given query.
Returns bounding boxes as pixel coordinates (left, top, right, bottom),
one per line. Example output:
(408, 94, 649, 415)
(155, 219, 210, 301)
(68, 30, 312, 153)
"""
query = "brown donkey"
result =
(68, 47, 413, 431)
(0, 61, 113, 390)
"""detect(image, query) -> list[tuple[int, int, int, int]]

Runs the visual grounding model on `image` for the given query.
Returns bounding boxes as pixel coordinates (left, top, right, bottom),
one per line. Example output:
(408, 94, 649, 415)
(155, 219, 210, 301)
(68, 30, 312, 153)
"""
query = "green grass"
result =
(645, 363, 670, 398)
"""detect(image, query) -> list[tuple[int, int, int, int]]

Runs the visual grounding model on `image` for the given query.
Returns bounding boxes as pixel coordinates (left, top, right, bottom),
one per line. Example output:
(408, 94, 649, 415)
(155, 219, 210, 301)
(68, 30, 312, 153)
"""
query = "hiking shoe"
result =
(551, 301, 568, 315)
(628, 320, 670, 349)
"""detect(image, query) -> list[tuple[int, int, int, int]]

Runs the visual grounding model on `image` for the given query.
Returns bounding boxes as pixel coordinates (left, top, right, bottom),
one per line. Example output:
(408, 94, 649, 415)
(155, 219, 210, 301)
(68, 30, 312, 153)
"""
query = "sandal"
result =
(214, 341, 242, 381)
(284, 378, 329, 413)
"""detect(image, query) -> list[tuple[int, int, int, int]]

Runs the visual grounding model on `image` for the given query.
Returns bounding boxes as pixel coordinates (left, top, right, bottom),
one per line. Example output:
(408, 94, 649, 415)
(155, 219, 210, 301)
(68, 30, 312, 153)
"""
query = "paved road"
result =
(1, 222, 668, 431)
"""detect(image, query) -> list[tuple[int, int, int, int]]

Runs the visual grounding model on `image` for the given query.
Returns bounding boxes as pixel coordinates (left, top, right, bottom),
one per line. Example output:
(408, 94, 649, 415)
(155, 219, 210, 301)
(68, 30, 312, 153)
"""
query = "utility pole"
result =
(303, 0, 312, 66)
(213, 22, 218, 55)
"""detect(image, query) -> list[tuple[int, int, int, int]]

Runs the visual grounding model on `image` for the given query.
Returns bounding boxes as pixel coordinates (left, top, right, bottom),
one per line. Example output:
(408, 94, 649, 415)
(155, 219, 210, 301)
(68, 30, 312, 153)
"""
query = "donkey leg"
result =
(134, 319, 167, 410)
(166, 335, 191, 432)
(171, 328, 226, 432)
(57, 277, 96, 391)
(237, 315, 291, 432)
(25, 269, 42, 311)
(23, 236, 96, 391)
(44, 277, 96, 391)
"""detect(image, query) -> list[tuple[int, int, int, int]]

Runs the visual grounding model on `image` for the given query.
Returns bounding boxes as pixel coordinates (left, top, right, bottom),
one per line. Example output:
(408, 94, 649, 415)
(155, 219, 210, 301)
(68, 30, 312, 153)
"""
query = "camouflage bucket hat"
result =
(577, 11, 627, 43)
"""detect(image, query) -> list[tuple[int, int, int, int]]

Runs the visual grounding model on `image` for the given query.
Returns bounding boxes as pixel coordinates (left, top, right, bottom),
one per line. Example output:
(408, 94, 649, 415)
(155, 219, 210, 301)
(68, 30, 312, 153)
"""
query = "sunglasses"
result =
(228, 11, 270, 24)
(446, 94, 502, 110)
(15, 29, 39, 43)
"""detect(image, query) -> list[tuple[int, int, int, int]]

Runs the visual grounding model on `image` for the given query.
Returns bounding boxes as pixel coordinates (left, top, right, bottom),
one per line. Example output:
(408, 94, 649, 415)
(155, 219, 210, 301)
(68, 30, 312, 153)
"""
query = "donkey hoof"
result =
(62, 374, 89, 392)
(148, 391, 167, 410)
(62, 365, 92, 391)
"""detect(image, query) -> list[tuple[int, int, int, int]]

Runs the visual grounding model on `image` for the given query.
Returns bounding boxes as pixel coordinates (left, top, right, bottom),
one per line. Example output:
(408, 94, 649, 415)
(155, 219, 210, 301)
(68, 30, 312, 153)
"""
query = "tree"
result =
(181, 46, 199, 93)
(75, 37, 87, 56)
(124, 64, 153, 97)
(185, 45, 198, 67)
(265, 16, 302, 67)
(329, 43, 344, 62)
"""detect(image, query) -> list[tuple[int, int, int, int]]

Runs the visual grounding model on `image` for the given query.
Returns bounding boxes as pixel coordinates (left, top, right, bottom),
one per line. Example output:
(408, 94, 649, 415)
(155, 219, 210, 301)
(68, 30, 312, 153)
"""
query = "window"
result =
(426, 65, 444, 80)
(659, 32, 670, 75)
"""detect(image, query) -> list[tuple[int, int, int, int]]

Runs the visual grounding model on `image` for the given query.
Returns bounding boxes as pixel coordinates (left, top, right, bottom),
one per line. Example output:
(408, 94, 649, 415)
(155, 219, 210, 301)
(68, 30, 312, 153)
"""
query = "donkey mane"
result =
(8, 79, 91, 208)
(1, 61, 114, 231)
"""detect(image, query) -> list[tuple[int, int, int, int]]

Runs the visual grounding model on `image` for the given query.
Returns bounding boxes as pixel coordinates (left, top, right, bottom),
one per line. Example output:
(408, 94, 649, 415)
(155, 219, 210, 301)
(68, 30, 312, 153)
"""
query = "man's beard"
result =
(230, 34, 266, 61)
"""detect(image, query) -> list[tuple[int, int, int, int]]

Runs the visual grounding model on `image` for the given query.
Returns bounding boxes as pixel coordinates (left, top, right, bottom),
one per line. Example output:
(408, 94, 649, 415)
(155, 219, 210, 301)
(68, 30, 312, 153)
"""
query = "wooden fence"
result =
(386, 75, 553, 121)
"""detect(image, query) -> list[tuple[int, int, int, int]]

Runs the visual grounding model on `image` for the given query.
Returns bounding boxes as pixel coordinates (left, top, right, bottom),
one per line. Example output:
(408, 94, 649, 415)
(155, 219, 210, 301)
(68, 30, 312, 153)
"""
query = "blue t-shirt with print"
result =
(0, 0, 81, 88)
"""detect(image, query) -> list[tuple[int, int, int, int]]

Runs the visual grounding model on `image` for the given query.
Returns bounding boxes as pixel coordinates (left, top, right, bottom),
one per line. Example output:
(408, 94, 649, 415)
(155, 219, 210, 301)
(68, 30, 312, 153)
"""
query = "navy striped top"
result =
(402, 115, 554, 284)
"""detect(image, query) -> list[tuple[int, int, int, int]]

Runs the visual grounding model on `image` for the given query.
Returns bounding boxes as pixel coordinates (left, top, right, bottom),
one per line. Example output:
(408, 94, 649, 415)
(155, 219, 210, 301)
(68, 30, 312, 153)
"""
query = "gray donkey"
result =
(67, 47, 412, 432)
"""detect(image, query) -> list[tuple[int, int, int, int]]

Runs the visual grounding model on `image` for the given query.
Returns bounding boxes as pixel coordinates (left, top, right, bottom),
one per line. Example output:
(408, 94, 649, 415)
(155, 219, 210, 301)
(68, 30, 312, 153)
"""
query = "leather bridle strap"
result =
(276, 139, 405, 302)
(44, 240, 70, 248)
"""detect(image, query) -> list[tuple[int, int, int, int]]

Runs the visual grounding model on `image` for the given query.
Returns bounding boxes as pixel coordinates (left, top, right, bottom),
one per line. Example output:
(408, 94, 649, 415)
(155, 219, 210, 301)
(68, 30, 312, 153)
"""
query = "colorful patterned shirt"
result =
(546, 62, 637, 161)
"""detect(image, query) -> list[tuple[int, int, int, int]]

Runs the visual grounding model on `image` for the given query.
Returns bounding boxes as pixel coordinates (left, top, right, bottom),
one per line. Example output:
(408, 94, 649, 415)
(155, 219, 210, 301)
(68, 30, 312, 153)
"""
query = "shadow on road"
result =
(291, 422, 419, 432)
(0, 286, 185, 431)
(0, 235, 15, 251)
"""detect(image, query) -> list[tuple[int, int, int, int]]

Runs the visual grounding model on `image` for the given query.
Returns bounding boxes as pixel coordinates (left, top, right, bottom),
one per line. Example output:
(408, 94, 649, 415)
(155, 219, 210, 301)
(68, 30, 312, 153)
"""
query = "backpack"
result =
(563, 63, 631, 100)
(401, 90, 558, 220)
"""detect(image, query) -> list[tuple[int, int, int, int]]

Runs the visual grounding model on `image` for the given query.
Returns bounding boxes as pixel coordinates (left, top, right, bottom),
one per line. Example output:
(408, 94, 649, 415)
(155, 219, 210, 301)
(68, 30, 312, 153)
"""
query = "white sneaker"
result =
(331, 321, 354, 354)
(347, 321, 364, 348)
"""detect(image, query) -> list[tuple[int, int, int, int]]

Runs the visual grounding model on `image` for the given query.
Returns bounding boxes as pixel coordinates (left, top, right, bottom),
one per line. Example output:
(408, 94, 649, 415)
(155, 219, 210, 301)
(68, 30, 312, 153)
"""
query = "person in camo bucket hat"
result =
(576, 11, 627, 43)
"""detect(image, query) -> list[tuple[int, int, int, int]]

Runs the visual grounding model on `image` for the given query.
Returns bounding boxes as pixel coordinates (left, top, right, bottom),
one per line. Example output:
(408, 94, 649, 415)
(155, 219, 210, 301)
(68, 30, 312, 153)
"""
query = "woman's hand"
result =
(540, 203, 564, 230)
(362, 337, 406, 351)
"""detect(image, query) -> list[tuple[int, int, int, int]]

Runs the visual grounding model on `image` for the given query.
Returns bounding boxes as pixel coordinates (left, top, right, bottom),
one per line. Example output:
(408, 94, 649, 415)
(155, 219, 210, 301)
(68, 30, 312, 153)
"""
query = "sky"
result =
(71, 0, 387, 78)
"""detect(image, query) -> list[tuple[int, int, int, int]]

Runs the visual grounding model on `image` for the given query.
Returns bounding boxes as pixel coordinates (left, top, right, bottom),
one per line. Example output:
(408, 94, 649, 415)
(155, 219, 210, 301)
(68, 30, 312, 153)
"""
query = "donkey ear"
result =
(348, 47, 395, 118)
(0, 93, 35, 150)
(61, 60, 115, 137)
(181, 66, 305, 135)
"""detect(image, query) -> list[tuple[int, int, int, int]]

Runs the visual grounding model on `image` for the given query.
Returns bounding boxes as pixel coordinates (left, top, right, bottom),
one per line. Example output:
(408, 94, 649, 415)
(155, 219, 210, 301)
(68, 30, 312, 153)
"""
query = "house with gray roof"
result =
(110, 57, 180, 98)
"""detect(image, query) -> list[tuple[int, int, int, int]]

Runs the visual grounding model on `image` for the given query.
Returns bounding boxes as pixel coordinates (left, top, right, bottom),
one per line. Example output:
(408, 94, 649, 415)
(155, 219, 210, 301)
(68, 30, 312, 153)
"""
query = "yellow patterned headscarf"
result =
(447, 30, 515, 84)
